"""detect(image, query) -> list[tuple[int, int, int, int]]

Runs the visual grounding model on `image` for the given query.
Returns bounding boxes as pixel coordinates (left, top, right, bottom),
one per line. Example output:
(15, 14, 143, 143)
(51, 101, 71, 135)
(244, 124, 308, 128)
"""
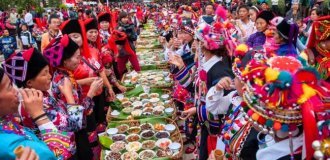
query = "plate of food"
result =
(110, 141, 126, 152)
(126, 134, 141, 142)
(156, 148, 173, 157)
(127, 127, 141, 134)
(111, 134, 126, 142)
(154, 123, 165, 131)
(121, 151, 139, 160)
(122, 107, 133, 114)
(125, 141, 142, 152)
(155, 131, 170, 139)
(142, 140, 156, 150)
(105, 151, 121, 160)
(140, 130, 155, 139)
(155, 138, 172, 150)
(138, 150, 156, 160)
(140, 123, 154, 131)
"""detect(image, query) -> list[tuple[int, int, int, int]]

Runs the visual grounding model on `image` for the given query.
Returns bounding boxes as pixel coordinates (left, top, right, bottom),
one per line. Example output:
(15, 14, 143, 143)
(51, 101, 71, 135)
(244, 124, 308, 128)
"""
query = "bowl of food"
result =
(143, 107, 154, 113)
(155, 138, 172, 150)
(143, 102, 153, 108)
(142, 140, 156, 150)
(125, 142, 142, 152)
(169, 142, 181, 153)
(149, 93, 159, 98)
(121, 151, 139, 160)
(126, 134, 141, 142)
(132, 101, 143, 108)
(150, 98, 160, 105)
(116, 94, 124, 101)
(155, 131, 170, 139)
(110, 141, 126, 152)
(122, 101, 132, 108)
(139, 93, 149, 99)
(161, 94, 170, 100)
(111, 134, 126, 142)
(156, 148, 173, 157)
(140, 130, 155, 139)
(154, 105, 165, 111)
(154, 123, 165, 131)
(129, 97, 140, 102)
(165, 108, 174, 115)
(120, 97, 130, 103)
(110, 110, 120, 118)
(139, 150, 156, 160)
(105, 151, 121, 160)
(133, 105, 143, 110)
(122, 107, 133, 114)
(165, 124, 176, 133)
(116, 124, 129, 134)
(106, 128, 118, 137)
(140, 123, 154, 131)
(131, 109, 142, 117)
(141, 99, 150, 104)
(127, 127, 141, 134)
(153, 110, 164, 116)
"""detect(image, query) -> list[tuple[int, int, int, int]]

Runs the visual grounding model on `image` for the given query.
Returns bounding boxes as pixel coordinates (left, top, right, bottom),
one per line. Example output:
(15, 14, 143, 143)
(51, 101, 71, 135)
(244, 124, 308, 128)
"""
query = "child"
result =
(18, 24, 34, 49)
(296, 18, 307, 45)
(0, 29, 17, 59)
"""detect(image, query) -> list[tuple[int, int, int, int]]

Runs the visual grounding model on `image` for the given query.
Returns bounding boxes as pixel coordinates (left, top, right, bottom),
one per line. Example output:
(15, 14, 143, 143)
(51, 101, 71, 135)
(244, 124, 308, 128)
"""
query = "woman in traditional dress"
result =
(43, 34, 103, 160)
(0, 67, 73, 160)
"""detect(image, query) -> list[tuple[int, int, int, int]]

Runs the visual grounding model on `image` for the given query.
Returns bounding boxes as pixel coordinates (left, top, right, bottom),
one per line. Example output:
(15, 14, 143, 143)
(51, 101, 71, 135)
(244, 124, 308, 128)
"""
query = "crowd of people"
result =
(0, 0, 329, 160)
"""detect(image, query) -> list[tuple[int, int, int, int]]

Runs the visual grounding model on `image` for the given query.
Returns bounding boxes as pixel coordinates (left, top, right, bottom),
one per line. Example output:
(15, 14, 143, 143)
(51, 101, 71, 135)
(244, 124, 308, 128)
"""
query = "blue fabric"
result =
(246, 32, 266, 48)
(0, 36, 16, 60)
(202, 16, 215, 25)
(276, 43, 298, 57)
(0, 128, 57, 160)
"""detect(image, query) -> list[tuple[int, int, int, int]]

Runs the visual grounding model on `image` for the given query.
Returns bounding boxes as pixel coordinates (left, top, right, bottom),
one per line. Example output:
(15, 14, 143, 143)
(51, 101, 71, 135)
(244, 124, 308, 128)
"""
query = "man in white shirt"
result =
(235, 5, 256, 43)
(24, 10, 34, 32)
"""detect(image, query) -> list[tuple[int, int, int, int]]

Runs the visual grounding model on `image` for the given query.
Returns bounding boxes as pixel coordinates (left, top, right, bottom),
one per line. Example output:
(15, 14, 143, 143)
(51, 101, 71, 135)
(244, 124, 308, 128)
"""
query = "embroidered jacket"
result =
(0, 115, 73, 160)
(52, 69, 94, 128)
(175, 55, 234, 130)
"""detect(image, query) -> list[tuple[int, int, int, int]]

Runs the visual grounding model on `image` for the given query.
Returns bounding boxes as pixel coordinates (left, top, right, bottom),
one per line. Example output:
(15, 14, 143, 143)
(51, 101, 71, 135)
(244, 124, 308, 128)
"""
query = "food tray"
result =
(100, 117, 183, 160)
(120, 70, 173, 90)
(106, 87, 176, 123)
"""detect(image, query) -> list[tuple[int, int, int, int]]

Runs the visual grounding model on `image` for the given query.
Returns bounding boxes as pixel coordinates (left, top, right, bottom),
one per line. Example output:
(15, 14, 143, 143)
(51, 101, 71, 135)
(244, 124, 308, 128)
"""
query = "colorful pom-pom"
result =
(281, 124, 289, 132)
(257, 116, 266, 124)
(289, 124, 297, 131)
(265, 119, 274, 127)
(251, 113, 260, 121)
(273, 121, 282, 131)
(264, 68, 279, 82)
(234, 44, 249, 57)
(247, 109, 254, 117)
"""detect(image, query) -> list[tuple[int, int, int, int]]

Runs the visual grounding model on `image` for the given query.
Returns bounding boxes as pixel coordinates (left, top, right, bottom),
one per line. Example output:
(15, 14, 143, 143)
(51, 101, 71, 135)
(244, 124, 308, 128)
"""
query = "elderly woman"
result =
(0, 67, 72, 159)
